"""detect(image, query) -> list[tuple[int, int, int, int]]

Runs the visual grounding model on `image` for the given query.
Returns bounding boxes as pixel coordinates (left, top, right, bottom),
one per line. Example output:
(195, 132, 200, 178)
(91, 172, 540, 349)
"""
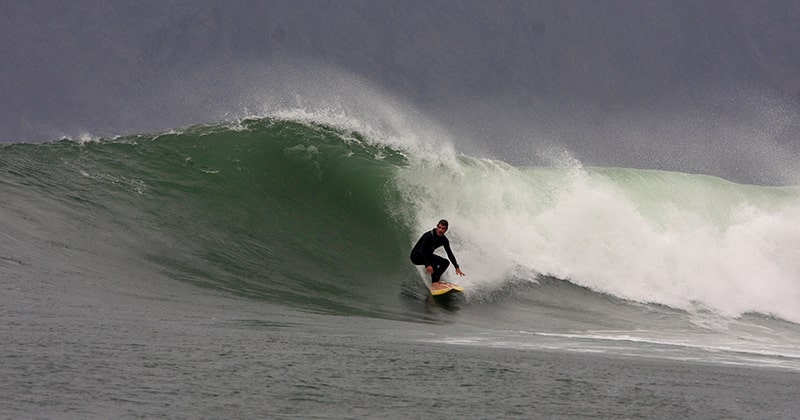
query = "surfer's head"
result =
(435, 219, 449, 236)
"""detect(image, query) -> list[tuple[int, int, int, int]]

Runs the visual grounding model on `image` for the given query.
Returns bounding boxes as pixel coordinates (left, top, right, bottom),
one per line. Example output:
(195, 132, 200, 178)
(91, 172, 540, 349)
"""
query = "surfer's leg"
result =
(430, 255, 450, 283)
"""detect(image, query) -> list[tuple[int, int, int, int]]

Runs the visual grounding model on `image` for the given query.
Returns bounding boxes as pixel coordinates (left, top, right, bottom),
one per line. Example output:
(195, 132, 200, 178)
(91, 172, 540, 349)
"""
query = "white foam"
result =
(395, 153, 800, 323)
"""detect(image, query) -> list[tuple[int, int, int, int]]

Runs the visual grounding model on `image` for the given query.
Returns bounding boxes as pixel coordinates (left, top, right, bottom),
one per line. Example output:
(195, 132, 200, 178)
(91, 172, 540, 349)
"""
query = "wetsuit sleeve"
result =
(443, 238, 459, 269)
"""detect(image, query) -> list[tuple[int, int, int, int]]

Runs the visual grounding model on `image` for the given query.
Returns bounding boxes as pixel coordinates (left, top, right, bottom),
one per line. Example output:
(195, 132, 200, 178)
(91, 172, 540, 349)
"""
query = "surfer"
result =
(410, 219, 465, 284)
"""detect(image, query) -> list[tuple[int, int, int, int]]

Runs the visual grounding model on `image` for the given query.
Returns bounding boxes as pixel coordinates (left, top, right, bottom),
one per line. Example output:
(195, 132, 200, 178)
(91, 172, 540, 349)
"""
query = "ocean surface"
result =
(2, 114, 800, 418)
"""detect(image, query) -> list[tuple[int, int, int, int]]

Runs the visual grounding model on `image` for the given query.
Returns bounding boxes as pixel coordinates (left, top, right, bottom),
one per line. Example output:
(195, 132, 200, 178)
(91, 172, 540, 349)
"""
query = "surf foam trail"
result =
(1, 117, 799, 323)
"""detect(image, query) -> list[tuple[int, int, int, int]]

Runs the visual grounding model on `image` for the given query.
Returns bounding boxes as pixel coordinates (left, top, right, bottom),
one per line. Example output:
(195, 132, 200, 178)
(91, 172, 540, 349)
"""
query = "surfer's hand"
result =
(426, 265, 434, 274)
(455, 268, 465, 276)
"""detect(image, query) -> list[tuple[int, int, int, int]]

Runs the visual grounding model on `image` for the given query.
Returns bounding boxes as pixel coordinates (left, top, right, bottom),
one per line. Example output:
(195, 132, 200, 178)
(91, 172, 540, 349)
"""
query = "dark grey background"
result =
(3, 0, 799, 184)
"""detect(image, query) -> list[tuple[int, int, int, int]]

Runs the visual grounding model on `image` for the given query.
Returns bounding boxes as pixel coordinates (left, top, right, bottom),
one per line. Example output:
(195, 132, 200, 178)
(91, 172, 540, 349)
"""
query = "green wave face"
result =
(1, 119, 418, 317)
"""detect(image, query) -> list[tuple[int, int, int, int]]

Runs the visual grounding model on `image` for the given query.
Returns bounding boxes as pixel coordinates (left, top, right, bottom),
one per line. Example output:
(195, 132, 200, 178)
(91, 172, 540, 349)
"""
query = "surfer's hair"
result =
(438, 219, 449, 228)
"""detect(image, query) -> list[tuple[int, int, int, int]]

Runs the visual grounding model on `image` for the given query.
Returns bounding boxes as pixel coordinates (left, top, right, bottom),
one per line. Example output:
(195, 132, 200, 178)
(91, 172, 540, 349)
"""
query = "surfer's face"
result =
(435, 224, 448, 236)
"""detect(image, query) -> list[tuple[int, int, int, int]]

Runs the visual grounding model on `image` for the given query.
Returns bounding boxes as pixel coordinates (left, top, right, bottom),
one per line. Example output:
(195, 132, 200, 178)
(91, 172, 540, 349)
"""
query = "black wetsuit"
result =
(410, 229, 460, 283)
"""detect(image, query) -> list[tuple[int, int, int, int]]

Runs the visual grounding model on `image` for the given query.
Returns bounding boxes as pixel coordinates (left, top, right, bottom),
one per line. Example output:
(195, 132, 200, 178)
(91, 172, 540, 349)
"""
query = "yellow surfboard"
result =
(430, 281, 465, 296)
